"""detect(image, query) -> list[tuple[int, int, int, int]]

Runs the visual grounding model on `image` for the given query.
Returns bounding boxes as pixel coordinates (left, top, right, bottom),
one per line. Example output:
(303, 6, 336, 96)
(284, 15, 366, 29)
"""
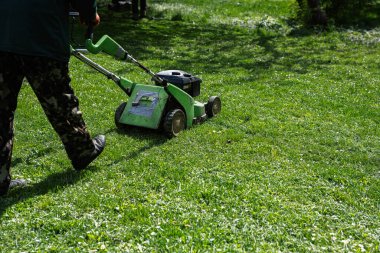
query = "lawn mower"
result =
(70, 26, 221, 137)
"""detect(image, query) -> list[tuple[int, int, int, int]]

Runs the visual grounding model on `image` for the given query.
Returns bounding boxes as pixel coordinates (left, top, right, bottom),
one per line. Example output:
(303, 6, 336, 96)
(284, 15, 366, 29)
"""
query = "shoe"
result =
(0, 179, 27, 196)
(72, 135, 106, 171)
(10, 179, 27, 188)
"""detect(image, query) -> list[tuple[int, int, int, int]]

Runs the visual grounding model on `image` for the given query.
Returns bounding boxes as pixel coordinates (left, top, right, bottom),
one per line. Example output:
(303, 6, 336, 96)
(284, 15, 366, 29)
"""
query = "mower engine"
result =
(155, 70, 201, 97)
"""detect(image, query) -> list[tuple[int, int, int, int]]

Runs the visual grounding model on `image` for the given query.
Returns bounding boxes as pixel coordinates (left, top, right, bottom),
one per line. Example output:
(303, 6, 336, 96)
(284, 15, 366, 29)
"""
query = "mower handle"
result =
(85, 34, 167, 86)
(85, 35, 127, 59)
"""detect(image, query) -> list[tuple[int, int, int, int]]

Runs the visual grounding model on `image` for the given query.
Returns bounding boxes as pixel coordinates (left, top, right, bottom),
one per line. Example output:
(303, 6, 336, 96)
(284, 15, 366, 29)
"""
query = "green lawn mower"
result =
(71, 31, 221, 137)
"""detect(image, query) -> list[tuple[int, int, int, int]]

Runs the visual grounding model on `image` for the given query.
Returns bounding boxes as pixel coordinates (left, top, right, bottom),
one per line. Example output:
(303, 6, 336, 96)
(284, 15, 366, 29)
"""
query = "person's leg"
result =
(22, 56, 97, 165)
(108, 0, 122, 11)
(0, 53, 24, 195)
(140, 0, 147, 18)
(132, 0, 139, 19)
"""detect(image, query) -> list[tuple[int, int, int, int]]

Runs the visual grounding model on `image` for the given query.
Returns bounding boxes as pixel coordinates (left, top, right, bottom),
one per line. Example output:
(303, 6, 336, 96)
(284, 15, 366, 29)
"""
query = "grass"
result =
(1, 0, 379, 252)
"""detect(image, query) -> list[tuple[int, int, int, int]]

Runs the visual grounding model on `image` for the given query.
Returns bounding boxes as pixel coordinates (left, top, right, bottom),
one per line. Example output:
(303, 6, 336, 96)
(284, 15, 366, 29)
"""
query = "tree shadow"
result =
(1, 3, 344, 217)
(68, 2, 380, 88)
(327, 4, 380, 28)
(80, 7, 342, 84)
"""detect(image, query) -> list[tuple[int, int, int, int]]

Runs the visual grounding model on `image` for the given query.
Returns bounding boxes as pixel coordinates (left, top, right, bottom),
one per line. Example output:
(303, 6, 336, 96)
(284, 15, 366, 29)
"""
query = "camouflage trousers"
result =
(0, 52, 95, 190)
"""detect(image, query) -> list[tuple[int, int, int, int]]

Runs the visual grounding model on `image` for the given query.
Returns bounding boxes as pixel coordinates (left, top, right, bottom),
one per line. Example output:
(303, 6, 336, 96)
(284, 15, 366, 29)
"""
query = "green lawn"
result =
(1, 0, 379, 252)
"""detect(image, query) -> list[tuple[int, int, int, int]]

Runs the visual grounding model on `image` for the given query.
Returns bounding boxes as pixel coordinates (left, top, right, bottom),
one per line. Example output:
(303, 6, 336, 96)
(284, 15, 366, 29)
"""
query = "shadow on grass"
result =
(70, 3, 380, 93)
(11, 147, 55, 167)
(4, 4, 370, 214)
(104, 126, 167, 166)
(71, 7, 350, 83)
(0, 128, 166, 215)
(0, 168, 92, 217)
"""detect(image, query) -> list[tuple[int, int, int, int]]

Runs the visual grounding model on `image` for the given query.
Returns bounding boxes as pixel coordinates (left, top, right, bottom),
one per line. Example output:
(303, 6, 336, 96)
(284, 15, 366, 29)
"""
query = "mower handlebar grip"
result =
(85, 35, 127, 60)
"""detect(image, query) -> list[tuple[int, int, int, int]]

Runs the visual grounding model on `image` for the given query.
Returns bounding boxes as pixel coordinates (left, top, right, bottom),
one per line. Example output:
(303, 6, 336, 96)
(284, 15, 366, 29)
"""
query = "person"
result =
(132, 0, 147, 20)
(108, 0, 132, 12)
(0, 0, 106, 196)
(108, 0, 146, 20)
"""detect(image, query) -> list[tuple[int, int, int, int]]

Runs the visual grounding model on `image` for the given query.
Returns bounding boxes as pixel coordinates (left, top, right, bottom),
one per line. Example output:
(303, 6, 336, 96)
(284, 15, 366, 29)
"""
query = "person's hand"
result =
(92, 13, 100, 27)
(80, 13, 100, 27)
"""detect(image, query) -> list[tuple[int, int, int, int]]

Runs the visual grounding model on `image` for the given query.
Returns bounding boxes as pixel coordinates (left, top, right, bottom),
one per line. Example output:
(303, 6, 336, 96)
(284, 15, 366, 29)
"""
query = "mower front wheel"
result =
(115, 102, 129, 130)
(206, 96, 221, 118)
(163, 109, 186, 138)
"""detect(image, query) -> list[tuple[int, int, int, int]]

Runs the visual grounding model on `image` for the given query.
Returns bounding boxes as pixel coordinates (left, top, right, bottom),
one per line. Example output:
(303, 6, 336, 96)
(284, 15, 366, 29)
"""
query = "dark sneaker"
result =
(0, 179, 27, 196)
(9, 179, 27, 188)
(72, 135, 106, 171)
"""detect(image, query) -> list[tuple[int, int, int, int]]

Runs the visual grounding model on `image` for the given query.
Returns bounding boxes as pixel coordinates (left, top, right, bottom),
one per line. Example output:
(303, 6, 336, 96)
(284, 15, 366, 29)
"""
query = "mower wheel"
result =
(163, 109, 186, 138)
(115, 102, 129, 130)
(206, 96, 221, 118)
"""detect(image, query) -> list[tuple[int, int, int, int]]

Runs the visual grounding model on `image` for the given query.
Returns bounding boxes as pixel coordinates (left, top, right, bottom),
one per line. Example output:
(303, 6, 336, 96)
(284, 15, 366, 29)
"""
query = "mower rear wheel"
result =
(115, 102, 129, 130)
(206, 96, 221, 117)
(163, 109, 186, 138)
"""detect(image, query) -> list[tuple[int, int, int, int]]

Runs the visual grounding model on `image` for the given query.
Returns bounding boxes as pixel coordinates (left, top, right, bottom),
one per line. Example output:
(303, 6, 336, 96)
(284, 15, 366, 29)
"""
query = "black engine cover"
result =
(156, 70, 201, 97)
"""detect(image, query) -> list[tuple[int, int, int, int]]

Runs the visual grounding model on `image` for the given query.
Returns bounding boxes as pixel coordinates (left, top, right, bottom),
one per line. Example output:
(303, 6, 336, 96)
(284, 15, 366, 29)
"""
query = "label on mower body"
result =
(130, 91, 160, 117)
(119, 84, 168, 129)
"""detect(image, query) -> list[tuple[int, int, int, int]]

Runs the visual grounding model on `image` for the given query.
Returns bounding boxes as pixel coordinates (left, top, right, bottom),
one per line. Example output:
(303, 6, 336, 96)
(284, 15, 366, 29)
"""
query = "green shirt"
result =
(0, 0, 96, 62)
